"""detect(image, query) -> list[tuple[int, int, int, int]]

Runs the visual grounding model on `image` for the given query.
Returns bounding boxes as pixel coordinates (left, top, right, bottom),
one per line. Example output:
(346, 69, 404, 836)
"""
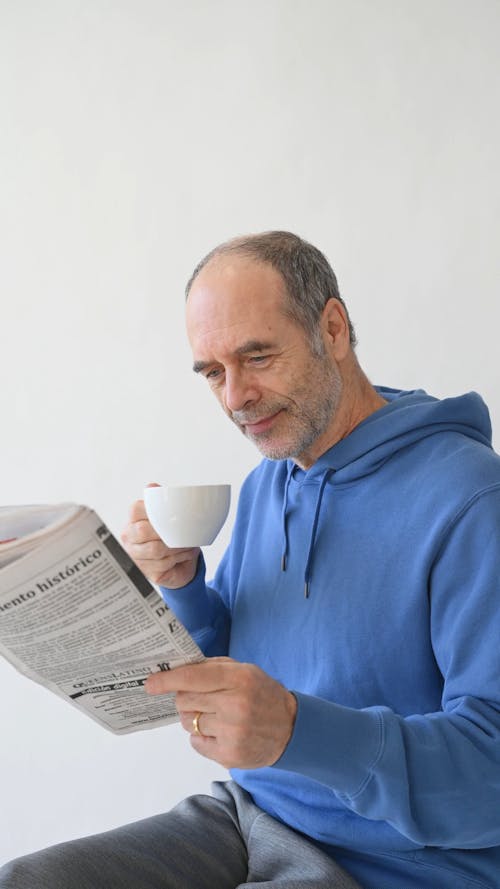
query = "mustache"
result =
(231, 402, 287, 425)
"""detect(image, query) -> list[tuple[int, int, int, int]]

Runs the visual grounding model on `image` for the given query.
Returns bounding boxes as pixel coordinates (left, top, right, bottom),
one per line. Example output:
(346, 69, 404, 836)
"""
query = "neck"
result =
(296, 360, 387, 469)
(337, 369, 387, 440)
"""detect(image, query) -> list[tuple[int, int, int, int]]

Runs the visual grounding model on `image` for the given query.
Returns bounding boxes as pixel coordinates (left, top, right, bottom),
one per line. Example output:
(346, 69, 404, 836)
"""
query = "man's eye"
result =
(205, 368, 223, 381)
(249, 355, 269, 365)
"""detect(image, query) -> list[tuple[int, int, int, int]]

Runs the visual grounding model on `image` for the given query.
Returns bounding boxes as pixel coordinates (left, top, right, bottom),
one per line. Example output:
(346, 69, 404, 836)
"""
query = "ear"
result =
(321, 298, 351, 360)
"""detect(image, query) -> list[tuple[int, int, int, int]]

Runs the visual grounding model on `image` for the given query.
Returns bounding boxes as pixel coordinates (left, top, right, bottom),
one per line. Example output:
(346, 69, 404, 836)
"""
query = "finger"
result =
(145, 658, 234, 695)
(176, 690, 220, 712)
(127, 542, 189, 566)
(125, 538, 168, 560)
(127, 483, 161, 524)
(128, 499, 148, 523)
(124, 518, 160, 546)
(124, 538, 198, 569)
(136, 555, 197, 587)
(178, 710, 216, 738)
(189, 733, 220, 762)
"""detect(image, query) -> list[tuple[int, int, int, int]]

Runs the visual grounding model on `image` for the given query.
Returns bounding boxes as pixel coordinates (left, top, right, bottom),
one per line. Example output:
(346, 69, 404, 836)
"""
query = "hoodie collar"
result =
(278, 388, 492, 598)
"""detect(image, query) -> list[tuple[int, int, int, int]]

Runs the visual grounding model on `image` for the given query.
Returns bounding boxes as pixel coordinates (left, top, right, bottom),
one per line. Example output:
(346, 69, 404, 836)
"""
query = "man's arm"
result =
(121, 496, 231, 656)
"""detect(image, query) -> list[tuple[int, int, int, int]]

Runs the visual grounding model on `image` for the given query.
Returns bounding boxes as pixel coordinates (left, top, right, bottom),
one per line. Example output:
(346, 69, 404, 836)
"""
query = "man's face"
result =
(186, 256, 343, 467)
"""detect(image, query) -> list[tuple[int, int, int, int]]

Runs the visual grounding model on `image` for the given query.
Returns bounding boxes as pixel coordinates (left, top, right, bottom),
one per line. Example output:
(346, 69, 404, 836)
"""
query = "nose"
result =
(223, 368, 260, 414)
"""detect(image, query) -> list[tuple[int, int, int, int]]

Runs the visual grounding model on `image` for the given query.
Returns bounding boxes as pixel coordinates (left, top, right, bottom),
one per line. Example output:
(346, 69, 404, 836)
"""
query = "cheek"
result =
(258, 366, 297, 398)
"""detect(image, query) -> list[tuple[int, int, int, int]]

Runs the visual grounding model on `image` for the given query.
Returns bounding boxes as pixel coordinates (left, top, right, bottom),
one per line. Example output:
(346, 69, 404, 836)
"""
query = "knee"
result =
(0, 846, 66, 889)
(0, 856, 37, 888)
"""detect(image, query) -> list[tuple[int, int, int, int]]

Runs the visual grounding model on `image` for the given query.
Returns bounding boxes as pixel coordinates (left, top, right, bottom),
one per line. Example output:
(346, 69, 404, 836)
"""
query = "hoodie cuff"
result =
(158, 554, 213, 630)
(273, 691, 385, 798)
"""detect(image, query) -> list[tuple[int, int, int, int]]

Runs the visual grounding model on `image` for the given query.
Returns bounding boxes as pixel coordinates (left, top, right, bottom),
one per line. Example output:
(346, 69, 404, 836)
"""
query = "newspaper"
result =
(0, 503, 204, 734)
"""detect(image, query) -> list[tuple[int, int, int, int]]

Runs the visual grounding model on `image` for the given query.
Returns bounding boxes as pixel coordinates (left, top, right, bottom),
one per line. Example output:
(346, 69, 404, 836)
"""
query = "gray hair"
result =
(185, 230, 357, 350)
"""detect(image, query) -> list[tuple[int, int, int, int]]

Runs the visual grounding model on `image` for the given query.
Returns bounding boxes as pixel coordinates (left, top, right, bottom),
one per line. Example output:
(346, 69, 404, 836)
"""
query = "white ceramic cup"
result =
(143, 484, 231, 548)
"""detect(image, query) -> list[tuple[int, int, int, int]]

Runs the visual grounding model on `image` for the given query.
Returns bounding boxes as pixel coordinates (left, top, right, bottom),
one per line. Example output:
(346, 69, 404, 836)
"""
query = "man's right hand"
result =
(121, 497, 200, 589)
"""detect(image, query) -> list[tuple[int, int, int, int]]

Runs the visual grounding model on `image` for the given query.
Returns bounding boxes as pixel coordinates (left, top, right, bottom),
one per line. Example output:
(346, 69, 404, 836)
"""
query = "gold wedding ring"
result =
(192, 711, 203, 737)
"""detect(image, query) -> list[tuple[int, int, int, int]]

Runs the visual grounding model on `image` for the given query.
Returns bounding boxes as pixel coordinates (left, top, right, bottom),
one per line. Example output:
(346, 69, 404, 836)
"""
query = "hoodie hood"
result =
(293, 387, 493, 483)
(281, 388, 493, 596)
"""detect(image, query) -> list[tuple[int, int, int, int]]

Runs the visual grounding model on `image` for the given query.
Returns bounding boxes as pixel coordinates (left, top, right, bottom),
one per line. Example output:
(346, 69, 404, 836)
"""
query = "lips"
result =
(242, 411, 282, 435)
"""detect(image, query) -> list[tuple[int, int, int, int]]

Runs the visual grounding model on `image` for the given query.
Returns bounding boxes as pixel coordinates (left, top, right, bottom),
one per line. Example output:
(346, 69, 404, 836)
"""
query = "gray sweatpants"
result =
(0, 781, 362, 888)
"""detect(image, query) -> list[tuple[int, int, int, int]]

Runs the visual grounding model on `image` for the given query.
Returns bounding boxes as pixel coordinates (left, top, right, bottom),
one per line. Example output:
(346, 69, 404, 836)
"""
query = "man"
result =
(2, 231, 500, 888)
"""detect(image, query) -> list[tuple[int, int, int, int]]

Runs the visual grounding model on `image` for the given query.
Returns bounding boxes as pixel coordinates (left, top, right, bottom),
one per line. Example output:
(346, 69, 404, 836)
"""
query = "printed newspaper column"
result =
(0, 505, 204, 734)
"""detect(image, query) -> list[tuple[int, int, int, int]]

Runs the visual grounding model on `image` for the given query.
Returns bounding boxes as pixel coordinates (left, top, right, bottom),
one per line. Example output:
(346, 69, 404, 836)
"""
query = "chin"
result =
(253, 439, 296, 461)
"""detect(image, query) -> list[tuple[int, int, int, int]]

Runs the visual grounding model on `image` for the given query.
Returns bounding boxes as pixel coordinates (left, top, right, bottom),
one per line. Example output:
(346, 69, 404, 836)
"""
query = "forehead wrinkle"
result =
(235, 339, 276, 355)
(192, 338, 277, 374)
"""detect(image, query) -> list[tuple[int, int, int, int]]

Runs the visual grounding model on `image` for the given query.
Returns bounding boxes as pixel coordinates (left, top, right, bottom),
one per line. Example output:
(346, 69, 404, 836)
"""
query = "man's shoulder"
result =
(410, 429, 500, 497)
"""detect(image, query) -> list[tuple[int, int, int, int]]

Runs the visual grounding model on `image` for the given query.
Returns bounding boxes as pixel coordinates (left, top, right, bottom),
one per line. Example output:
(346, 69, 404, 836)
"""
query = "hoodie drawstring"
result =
(280, 465, 294, 572)
(281, 466, 335, 598)
(303, 468, 334, 598)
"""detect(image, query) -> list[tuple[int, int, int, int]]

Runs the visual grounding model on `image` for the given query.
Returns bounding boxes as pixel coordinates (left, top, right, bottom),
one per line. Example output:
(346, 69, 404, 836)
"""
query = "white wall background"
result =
(0, 0, 499, 864)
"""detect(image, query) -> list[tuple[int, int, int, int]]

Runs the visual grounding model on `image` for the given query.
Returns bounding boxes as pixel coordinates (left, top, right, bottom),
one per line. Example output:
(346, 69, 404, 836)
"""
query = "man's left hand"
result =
(145, 657, 297, 769)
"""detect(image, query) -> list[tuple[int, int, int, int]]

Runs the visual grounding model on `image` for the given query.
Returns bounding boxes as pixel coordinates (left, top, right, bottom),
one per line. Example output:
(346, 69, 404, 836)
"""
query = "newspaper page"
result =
(0, 504, 204, 734)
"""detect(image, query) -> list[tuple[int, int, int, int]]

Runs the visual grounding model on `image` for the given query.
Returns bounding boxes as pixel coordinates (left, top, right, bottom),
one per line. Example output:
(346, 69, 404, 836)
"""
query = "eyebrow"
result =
(192, 339, 276, 374)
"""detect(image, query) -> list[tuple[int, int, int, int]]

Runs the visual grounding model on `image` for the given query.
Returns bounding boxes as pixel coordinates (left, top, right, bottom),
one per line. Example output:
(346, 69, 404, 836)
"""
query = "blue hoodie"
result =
(161, 388, 500, 889)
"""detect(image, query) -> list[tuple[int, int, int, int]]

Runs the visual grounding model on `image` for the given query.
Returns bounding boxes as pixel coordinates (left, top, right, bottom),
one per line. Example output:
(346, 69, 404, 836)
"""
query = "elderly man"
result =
(2, 231, 500, 889)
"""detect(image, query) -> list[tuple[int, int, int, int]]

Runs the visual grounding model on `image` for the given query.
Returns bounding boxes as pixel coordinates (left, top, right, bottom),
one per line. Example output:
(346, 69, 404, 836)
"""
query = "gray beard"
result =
(232, 358, 343, 462)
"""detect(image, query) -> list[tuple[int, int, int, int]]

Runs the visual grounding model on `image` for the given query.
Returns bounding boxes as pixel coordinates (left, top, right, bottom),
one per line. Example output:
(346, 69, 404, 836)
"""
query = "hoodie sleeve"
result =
(159, 552, 231, 657)
(157, 465, 265, 657)
(274, 488, 500, 848)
